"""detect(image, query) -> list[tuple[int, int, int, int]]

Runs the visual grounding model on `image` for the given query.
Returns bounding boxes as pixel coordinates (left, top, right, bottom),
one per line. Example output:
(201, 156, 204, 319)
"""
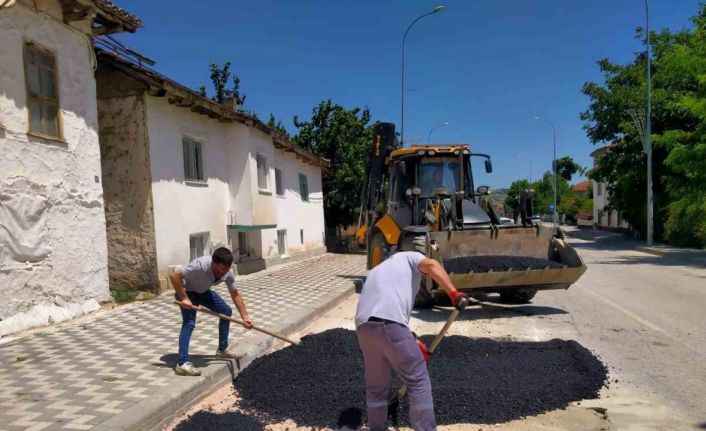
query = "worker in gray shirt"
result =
(355, 251, 468, 431)
(170, 247, 253, 376)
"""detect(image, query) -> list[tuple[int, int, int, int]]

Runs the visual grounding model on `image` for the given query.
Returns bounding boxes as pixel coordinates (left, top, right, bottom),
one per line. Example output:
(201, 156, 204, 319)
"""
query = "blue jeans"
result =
(177, 290, 232, 365)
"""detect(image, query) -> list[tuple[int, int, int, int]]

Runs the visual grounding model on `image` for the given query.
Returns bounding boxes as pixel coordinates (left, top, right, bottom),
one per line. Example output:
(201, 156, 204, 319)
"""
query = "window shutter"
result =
(183, 137, 192, 180)
(299, 173, 308, 201)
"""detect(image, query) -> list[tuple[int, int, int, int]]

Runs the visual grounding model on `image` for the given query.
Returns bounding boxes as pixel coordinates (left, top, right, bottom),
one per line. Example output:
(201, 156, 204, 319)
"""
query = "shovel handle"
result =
(174, 301, 299, 345)
(392, 307, 462, 402)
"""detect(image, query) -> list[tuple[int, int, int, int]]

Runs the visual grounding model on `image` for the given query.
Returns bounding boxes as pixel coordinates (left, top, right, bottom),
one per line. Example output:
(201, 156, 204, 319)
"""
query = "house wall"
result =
(592, 180, 629, 230)
(0, 2, 110, 335)
(248, 128, 277, 227)
(145, 96, 233, 279)
(95, 66, 159, 292)
(265, 150, 326, 259)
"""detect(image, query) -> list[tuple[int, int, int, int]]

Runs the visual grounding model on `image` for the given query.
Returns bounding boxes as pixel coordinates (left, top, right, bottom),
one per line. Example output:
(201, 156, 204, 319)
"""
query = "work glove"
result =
(448, 290, 469, 311)
(416, 338, 431, 362)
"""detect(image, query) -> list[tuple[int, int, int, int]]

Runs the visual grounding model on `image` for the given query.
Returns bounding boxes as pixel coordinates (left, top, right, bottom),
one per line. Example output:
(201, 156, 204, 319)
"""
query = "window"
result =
(277, 229, 287, 255)
(189, 233, 209, 261)
(596, 182, 603, 196)
(256, 154, 269, 190)
(183, 136, 204, 181)
(275, 168, 284, 196)
(238, 232, 248, 257)
(24, 43, 60, 138)
(300, 229, 304, 245)
(298, 173, 309, 202)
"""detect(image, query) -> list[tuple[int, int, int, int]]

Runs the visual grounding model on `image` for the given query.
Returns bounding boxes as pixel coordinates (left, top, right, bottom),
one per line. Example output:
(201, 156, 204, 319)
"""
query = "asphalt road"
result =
(448, 227, 705, 430)
(168, 227, 705, 430)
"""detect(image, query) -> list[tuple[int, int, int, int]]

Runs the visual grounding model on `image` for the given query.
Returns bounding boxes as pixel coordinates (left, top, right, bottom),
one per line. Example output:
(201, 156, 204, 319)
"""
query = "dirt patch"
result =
(443, 256, 564, 274)
(226, 328, 607, 428)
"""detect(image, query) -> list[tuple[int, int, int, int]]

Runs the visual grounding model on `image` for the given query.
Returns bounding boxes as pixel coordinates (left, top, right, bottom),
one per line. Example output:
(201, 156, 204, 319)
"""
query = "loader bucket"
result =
(428, 225, 586, 292)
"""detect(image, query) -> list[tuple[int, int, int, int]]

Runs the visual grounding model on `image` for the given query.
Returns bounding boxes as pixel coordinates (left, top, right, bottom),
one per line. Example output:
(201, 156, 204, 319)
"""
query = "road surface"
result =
(168, 227, 705, 430)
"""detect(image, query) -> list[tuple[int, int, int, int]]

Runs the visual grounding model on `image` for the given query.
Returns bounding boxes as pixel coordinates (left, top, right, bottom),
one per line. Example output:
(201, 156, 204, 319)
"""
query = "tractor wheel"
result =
(367, 232, 390, 270)
(402, 235, 435, 308)
(414, 280, 435, 308)
(499, 288, 538, 304)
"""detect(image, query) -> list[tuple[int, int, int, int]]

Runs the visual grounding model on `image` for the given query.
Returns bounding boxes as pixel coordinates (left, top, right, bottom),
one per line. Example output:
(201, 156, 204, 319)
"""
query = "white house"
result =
(95, 49, 327, 291)
(590, 145, 630, 232)
(0, 0, 140, 335)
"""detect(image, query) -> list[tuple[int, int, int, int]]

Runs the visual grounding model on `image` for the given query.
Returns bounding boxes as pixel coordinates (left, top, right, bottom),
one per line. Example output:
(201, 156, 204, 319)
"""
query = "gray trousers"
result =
(356, 321, 436, 431)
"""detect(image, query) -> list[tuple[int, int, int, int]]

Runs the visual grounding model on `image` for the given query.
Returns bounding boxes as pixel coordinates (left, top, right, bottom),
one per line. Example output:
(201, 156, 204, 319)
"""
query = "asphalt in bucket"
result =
(443, 256, 564, 274)
(223, 328, 607, 429)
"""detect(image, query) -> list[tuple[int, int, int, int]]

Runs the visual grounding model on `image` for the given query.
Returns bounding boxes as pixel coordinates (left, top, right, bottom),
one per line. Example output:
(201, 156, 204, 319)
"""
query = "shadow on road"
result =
(566, 229, 706, 269)
(173, 329, 607, 429)
(412, 302, 567, 323)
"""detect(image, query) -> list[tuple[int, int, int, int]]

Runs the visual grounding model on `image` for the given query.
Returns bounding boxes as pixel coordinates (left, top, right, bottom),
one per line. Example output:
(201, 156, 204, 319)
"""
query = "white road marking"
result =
(583, 289, 670, 337)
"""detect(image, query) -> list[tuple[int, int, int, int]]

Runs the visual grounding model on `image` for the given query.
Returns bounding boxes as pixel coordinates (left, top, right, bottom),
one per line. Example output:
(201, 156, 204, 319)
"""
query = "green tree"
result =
(267, 113, 289, 138)
(657, 8, 706, 246)
(293, 100, 380, 229)
(554, 156, 585, 181)
(506, 170, 581, 220)
(204, 61, 247, 109)
(504, 179, 531, 216)
(581, 5, 706, 247)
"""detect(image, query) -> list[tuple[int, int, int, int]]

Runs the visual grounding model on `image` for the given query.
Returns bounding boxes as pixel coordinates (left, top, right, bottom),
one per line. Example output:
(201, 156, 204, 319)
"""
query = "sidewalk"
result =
(0, 253, 366, 431)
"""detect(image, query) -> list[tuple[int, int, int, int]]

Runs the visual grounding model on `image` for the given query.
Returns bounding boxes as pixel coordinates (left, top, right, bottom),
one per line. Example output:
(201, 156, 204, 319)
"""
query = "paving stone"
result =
(0, 254, 366, 431)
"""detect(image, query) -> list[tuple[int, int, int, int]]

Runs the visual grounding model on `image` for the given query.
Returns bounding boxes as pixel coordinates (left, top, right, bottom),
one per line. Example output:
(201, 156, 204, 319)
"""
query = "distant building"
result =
(95, 49, 328, 292)
(590, 145, 630, 232)
(0, 0, 140, 335)
(572, 180, 591, 196)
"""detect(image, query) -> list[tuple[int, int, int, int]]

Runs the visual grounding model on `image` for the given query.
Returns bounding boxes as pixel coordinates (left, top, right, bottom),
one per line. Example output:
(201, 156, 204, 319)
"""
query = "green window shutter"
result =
(298, 173, 309, 202)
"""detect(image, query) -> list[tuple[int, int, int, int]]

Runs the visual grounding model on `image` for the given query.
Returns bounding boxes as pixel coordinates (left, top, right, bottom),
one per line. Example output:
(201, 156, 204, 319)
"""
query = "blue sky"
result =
(113, 0, 701, 188)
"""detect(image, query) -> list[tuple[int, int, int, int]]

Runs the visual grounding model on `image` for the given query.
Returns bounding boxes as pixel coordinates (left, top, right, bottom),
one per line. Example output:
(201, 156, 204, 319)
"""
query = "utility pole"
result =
(645, 0, 653, 245)
(401, 6, 445, 147)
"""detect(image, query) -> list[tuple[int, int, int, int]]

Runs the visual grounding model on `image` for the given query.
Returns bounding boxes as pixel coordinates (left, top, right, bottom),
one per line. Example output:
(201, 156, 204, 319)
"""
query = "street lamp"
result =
(533, 116, 558, 231)
(401, 5, 445, 147)
(427, 121, 449, 144)
(644, 0, 653, 245)
(518, 153, 532, 183)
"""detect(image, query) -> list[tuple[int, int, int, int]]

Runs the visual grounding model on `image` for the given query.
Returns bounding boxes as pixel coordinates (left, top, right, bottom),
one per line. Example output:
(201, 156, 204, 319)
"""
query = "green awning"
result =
(228, 224, 277, 231)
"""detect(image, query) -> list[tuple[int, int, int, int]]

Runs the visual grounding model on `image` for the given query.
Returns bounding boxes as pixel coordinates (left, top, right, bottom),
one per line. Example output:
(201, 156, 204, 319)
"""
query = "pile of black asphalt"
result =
(443, 255, 564, 274)
(227, 328, 607, 429)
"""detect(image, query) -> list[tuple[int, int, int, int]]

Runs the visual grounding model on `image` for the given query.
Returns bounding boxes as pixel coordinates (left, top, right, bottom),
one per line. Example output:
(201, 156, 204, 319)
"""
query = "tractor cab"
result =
(385, 145, 499, 233)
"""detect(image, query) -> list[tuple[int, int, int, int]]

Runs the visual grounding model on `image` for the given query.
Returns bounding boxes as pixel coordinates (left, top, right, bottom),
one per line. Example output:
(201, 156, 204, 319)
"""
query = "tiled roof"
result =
(96, 49, 328, 168)
(94, 0, 141, 31)
(572, 180, 590, 193)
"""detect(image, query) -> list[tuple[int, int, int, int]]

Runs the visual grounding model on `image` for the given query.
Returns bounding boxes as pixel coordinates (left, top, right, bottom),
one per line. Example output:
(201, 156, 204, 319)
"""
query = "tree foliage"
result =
(554, 156, 585, 181)
(505, 159, 591, 222)
(267, 113, 289, 138)
(581, 5, 706, 247)
(293, 100, 380, 229)
(202, 61, 247, 109)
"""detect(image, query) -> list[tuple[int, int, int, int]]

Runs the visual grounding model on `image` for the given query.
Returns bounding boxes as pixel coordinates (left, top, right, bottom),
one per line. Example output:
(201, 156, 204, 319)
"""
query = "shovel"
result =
(387, 306, 462, 421)
(174, 301, 299, 345)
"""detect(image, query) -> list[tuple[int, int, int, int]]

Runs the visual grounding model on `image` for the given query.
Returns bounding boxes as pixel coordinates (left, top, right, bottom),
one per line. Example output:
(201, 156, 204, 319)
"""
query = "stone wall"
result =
(96, 66, 159, 292)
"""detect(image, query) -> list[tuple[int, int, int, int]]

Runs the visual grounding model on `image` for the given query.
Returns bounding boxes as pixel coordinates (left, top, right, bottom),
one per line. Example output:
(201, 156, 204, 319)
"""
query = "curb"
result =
(93, 285, 356, 431)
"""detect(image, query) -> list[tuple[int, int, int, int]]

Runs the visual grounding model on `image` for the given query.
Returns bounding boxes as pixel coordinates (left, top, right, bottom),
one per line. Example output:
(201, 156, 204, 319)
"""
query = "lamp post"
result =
(427, 121, 449, 144)
(644, 0, 653, 245)
(533, 116, 557, 231)
(401, 5, 445, 147)
(518, 153, 532, 183)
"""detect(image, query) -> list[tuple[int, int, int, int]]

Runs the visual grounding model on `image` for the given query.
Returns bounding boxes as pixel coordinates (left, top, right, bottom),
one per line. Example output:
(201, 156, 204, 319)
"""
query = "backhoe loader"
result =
(356, 122, 586, 306)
